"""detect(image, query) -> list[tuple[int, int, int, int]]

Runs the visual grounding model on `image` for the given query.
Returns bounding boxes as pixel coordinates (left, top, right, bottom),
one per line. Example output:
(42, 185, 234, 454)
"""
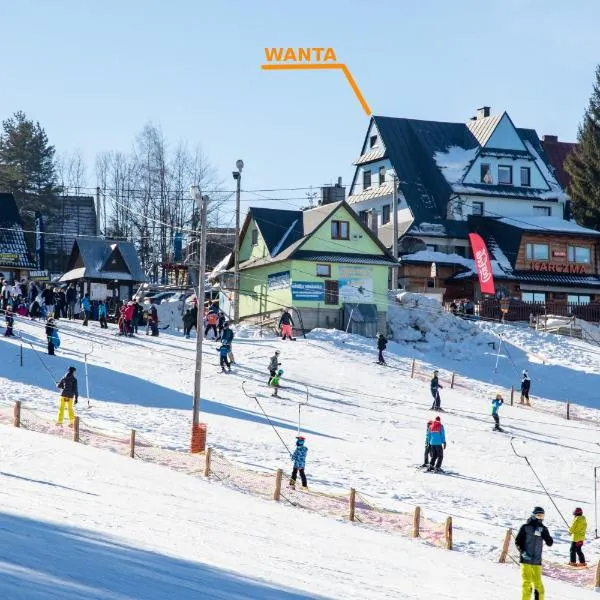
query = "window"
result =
(568, 294, 591, 304)
(498, 165, 513, 185)
(369, 135, 377, 148)
(526, 243, 549, 260)
(426, 244, 437, 252)
(251, 228, 258, 245)
(316, 264, 331, 277)
(379, 165, 386, 185)
(331, 220, 349, 240)
(520, 167, 531, 187)
(324, 280, 339, 305)
(382, 204, 391, 224)
(533, 206, 551, 217)
(522, 292, 546, 303)
(363, 169, 372, 189)
(568, 246, 591, 264)
(472, 201, 484, 216)
(359, 210, 368, 224)
(480, 163, 492, 184)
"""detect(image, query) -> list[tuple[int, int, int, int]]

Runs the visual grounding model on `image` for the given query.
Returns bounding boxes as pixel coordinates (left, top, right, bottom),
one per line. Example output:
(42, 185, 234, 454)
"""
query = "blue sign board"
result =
(291, 281, 324, 301)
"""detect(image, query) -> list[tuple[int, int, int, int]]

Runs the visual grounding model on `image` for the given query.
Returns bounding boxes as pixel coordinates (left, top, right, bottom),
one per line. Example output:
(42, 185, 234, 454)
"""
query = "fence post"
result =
(13, 400, 21, 427)
(499, 528, 513, 563)
(566, 402, 570, 420)
(595, 561, 600, 591)
(273, 468, 283, 501)
(411, 359, 416, 378)
(349, 488, 356, 522)
(20, 343, 23, 367)
(445, 516, 453, 550)
(510, 386, 514, 406)
(413, 506, 421, 537)
(73, 416, 80, 442)
(451, 373, 455, 389)
(204, 447, 213, 478)
(130, 430, 136, 458)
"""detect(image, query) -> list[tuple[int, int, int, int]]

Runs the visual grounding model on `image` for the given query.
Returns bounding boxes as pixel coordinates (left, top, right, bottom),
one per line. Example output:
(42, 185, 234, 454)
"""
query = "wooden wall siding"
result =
(515, 235, 598, 274)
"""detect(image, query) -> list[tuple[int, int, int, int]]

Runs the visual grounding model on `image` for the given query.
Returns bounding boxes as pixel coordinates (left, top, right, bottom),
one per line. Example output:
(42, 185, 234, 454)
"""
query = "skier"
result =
(492, 393, 504, 432)
(515, 507, 553, 600)
(289, 436, 308, 489)
(421, 420, 433, 467)
(520, 370, 531, 406)
(81, 293, 91, 326)
(205, 310, 218, 339)
(221, 321, 235, 364)
(270, 369, 283, 397)
(216, 311, 226, 340)
(430, 370, 443, 411)
(279, 308, 294, 341)
(45, 317, 58, 356)
(568, 507, 587, 567)
(376, 332, 387, 365)
(124, 301, 135, 336)
(218, 343, 231, 373)
(56, 366, 78, 427)
(268, 350, 281, 385)
(4, 301, 15, 337)
(98, 300, 108, 329)
(427, 415, 446, 472)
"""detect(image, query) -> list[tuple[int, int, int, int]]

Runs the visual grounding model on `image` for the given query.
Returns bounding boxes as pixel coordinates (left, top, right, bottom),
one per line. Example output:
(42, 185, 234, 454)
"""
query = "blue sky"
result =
(0, 0, 598, 216)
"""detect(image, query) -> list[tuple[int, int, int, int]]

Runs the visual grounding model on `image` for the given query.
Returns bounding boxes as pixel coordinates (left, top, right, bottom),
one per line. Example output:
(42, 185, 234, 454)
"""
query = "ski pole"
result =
(242, 381, 292, 456)
(84, 343, 94, 408)
(298, 384, 310, 437)
(510, 437, 569, 527)
(18, 334, 57, 386)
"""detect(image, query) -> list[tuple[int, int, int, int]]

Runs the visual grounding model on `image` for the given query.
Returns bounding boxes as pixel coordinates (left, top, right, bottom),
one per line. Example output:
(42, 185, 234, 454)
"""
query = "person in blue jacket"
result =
(427, 416, 446, 472)
(98, 300, 108, 329)
(289, 436, 308, 489)
(492, 393, 504, 432)
(81, 293, 91, 326)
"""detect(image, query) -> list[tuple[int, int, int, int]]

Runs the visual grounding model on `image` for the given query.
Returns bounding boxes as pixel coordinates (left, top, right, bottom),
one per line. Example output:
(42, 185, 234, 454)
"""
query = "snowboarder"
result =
(430, 370, 443, 411)
(289, 436, 308, 489)
(492, 393, 504, 431)
(279, 309, 294, 341)
(520, 370, 531, 406)
(270, 369, 283, 397)
(268, 350, 281, 385)
(221, 321, 235, 363)
(81, 293, 91, 326)
(45, 317, 59, 355)
(98, 300, 108, 329)
(427, 416, 446, 472)
(568, 507, 587, 567)
(515, 507, 553, 600)
(376, 332, 387, 364)
(218, 343, 231, 373)
(56, 366, 78, 427)
(421, 420, 433, 467)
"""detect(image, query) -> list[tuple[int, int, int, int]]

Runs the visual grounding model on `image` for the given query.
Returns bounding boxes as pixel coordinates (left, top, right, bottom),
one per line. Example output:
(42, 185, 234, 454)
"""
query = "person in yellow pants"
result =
(56, 366, 79, 426)
(515, 506, 553, 600)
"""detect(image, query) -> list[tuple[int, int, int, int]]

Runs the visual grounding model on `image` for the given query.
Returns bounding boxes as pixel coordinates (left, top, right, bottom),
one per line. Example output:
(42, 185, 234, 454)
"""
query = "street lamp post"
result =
(391, 172, 399, 289)
(190, 186, 209, 452)
(232, 159, 244, 323)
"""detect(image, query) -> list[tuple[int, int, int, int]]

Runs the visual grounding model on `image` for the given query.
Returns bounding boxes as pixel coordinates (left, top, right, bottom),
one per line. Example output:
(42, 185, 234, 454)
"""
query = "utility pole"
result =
(232, 159, 244, 323)
(190, 186, 208, 452)
(391, 172, 399, 289)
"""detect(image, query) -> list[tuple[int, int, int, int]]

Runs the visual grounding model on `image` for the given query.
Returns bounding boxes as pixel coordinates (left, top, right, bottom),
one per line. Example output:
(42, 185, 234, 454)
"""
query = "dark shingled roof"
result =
(541, 137, 577, 190)
(0, 192, 35, 269)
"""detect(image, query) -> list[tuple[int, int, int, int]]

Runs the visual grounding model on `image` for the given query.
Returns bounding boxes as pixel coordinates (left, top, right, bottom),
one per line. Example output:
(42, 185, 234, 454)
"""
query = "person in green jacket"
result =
(270, 369, 283, 397)
(568, 507, 587, 567)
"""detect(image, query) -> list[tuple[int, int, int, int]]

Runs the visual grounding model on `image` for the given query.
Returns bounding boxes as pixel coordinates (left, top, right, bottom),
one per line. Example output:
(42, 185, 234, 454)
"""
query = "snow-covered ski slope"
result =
(2, 313, 600, 598)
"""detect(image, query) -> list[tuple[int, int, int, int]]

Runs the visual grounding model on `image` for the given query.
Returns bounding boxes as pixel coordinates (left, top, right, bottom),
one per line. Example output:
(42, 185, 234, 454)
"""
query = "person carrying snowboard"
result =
(56, 366, 78, 427)
(421, 420, 433, 467)
(520, 370, 531, 406)
(430, 370, 443, 411)
(492, 393, 504, 431)
(515, 507, 553, 600)
(289, 436, 308, 489)
(218, 343, 231, 373)
(270, 369, 283, 397)
(279, 309, 294, 341)
(376, 332, 387, 365)
(268, 350, 281, 385)
(568, 507, 587, 567)
(427, 415, 446, 472)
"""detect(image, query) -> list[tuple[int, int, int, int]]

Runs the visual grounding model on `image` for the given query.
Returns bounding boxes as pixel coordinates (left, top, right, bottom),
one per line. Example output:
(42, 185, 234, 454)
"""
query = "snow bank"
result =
(156, 301, 185, 332)
(387, 292, 494, 359)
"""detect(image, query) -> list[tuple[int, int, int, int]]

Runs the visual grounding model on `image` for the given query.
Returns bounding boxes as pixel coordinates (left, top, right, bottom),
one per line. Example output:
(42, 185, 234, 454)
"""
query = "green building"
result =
(215, 200, 397, 334)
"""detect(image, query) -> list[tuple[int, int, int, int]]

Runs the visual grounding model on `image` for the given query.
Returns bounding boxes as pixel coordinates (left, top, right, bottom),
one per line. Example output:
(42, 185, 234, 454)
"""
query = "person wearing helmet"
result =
(520, 370, 531, 406)
(421, 420, 433, 468)
(270, 369, 284, 397)
(376, 332, 387, 365)
(268, 350, 281, 385)
(492, 393, 504, 432)
(426, 416, 446, 472)
(218, 341, 232, 373)
(430, 370, 443, 411)
(289, 436, 308, 489)
(221, 321, 235, 363)
(515, 507, 553, 600)
(568, 507, 587, 567)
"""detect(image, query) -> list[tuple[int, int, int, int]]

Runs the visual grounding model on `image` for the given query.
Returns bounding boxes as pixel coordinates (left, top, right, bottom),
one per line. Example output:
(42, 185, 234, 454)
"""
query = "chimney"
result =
(543, 134, 558, 143)
(476, 106, 491, 119)
(369, 209, 379, 237)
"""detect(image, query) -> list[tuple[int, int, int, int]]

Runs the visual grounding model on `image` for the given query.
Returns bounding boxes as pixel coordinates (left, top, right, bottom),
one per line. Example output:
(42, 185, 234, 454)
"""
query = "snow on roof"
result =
(433, 146, 478, 184)
(401, 249, 508, 277)
(523, 140, 568, 201)
(498, 216, 600, 235)
(209, 252, 232, 279)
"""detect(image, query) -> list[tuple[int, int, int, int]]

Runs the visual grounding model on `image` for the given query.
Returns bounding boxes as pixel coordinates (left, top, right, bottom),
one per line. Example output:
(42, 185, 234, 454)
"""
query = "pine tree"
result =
(565, 65, 600, 230)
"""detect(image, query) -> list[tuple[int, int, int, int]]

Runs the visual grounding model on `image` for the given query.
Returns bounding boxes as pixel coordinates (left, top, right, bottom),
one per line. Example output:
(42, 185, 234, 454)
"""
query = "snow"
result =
(433, 146, 478, 184)
(524, 140, 569, 201)
(3, 306, 600, 598)
(271, 219, 299, 256)
(400, 249, 509, 277)
(498, 215, 600, 235)
(209, 252, 232, 280)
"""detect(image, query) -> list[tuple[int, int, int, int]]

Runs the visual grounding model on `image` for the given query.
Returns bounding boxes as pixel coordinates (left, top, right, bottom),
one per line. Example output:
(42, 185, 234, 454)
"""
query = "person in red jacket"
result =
(124, 301, 135, 337)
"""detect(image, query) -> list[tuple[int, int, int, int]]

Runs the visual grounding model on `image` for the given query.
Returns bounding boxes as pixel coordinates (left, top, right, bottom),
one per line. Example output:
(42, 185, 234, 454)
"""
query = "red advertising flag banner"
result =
(468, 233, 496, 295)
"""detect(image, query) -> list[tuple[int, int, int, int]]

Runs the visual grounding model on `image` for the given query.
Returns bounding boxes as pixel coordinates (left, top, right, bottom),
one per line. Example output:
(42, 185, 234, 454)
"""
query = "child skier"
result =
(221, 321, 235, 364)
(218, 343, 232, 373)
(568, 507, 587, 567)
(45, 317, 58, 356)
(289, 436, 308, 489)
(270, 369, 283, 397)
(430, 370, 443, 411)
(376, 332, 387, 364)
(492, 393, 504, 432)
(421, 420, 433, 467)
(4, 302, 15, 337)
(268, 350, 281, 385)
(520, 370, 531, 406)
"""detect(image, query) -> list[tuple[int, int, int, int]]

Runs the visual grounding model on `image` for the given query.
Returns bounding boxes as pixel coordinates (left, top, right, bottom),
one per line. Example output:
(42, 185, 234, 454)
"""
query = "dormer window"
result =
(480, 164, 492, 184)
(520, 167, 531, 187)
(379, 166, 386, 185)
(498, 165, 513, 185)
(369, 135, 378, 148)
(363, 169, 372, 189)
(251, 228, 258, 246)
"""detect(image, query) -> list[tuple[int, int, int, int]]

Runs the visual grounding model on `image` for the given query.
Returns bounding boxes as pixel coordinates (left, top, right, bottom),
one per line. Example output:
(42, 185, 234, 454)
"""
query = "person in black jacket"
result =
(376, 332, 387, 365)
(515, 506, 553, 600)
(66, 284, 77, 319)
(278, 309, 294, 341)
(56, 366, 79, 426)
(520, 370, 532, 406)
